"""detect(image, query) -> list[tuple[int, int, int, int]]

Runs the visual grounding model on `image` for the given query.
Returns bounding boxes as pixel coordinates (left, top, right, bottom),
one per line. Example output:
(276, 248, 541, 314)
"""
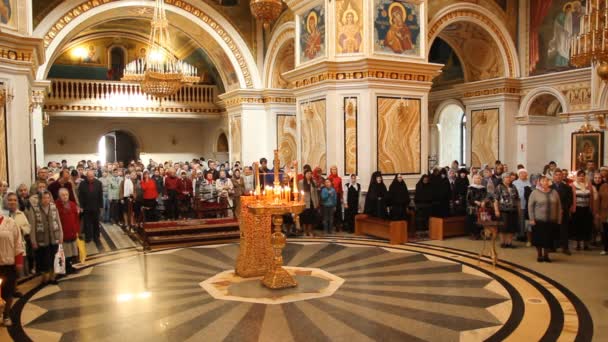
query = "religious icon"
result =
(304, 12, 321, 59)
(83, 45, 100, 64)
(374, 0, 420, 56)
(572, 131, 604, 170)
(0, 0, 11, 25)
(337, 1, 362, 54)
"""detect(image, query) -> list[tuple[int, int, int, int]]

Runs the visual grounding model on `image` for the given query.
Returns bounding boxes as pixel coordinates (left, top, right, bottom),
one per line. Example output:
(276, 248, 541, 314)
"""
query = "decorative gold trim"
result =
(291, 69, 435, 89)
(42, 0, 253, 87)
(43, 104, 223, 114)
(428, 8, 516, 78)
(223, 96, 296, 107)
(463, 87, 520, 98)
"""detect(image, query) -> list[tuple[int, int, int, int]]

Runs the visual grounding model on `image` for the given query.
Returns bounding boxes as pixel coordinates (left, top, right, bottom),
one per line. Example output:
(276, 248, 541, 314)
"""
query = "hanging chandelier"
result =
(122, 0, 199, 99)
(250, 0, 283, 30)
(570, 0, 608, 80)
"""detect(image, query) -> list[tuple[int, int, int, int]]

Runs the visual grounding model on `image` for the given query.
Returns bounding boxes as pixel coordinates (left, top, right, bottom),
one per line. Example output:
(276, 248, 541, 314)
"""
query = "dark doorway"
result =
(110, 47, 125, 81)
(103, 130, 138, 165)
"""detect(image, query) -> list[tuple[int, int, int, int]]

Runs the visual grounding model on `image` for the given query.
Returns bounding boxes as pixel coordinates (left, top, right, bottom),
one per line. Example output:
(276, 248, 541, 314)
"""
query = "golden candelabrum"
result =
(570, 0, 608, 80)
(238, 150, 304, 289)
(249, 0, 283, 30)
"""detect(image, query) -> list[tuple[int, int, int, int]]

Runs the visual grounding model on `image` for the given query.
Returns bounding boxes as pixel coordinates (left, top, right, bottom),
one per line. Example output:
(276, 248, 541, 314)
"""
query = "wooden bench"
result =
(355, 214, 407, 244)
(429, 216, 467, 240)
(138, 218, 240, 250)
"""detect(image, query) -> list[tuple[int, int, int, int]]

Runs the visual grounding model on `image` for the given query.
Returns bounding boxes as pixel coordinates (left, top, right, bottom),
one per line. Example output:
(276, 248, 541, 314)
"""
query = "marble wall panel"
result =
(301, 99, 327, 173)
(377, 97, 421, 174)
(0, 106, 6, 181)
(344, 97, 358, 175)
(230, 116, 241, 163)
(471, 108, 499, 167)
(277, 115, 297, 167)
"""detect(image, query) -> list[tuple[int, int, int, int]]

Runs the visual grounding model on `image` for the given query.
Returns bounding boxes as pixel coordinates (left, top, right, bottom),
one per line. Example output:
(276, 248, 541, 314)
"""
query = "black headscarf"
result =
(432, 168, 452, 202)
(388, 175, 410, 206)
(364, 171, 388, 216)
(454, 171, 470, 198)
(415, 175, 433, 204)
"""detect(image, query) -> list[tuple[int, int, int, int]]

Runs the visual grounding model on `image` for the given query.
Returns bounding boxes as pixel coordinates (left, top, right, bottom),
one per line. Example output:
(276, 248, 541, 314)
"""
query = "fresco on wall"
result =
(277, 115, 297, 168)
(374, 0, 421, 56)
(529, 0, 586, 75)
(344, 97, 358, 175)
(0, 0, 13, 26)
(471, 108, 499, 167)
(429, 37, 465, 86)
(301, 99, 327, 173)
(377, 97, 421, 174)
(336, 0, 363, 54)
(271, 41, 295, 89)
(300, 6, 326, 63)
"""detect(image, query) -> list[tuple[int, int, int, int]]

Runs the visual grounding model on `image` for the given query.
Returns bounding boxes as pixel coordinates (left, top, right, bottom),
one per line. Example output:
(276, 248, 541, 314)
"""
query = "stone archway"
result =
(264, 22, 296, 89)
(428, 3, 520, 79)
(519, 87, 570, 117)
(34, 0, 262, 89)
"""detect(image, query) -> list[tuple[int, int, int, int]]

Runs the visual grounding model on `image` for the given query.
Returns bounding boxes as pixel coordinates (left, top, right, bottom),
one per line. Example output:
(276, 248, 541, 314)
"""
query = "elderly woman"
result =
(0, 180, 8, 208)
(3, 192, 31, 277)
(529, 175, 562, 262)
(466, 174, 488, 239)
(28, 191, 63, 285)
(0, 208, 24, 326)
(55, 188, 80, 274)
(494, 172, 520, 248)
(571, 170, 595, 251)
(16, 183, 32, 213)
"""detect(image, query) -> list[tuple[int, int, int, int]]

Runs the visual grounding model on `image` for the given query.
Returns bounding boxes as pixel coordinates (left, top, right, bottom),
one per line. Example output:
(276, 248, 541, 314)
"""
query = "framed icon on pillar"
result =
(571, 131, 604, 172)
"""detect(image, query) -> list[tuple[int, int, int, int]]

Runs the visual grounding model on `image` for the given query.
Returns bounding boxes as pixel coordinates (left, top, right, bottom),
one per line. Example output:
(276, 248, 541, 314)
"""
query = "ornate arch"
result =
(263, 22, 295, 89)
(518, 87, 570, 116)
(432, 99, 465, 125)
(34, 0, 262, 89)
(428, 4, 520, 79)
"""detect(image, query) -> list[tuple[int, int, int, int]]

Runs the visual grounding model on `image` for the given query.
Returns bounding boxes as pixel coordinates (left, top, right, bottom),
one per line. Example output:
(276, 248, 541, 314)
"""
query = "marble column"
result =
(283, 0, 441, 188)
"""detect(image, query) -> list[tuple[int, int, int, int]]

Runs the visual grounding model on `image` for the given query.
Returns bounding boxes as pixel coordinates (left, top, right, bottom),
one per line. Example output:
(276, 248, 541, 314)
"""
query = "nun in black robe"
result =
(388, 174, 410, 221)
(414, 174, 433, 231)
(364, 171, 388, 219)
(431, 168, 452, 217)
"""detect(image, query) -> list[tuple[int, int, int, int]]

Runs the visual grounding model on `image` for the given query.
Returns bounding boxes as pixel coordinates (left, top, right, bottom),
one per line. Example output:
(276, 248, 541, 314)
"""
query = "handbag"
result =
(77, 238, 87, 264)
(54, 245, 66, 275)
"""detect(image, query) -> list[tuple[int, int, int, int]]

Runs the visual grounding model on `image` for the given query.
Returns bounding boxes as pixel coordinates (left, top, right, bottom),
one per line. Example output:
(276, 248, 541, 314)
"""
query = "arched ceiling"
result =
(529, 94, 563, 116)
(44, 7, 246, 93)
(437, 21, 505, 83)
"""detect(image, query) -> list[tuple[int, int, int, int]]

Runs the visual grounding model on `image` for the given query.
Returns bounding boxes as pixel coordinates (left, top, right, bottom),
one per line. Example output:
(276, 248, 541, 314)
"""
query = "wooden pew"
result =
(429, 216, 467, 240)
(355, 214, 407, 245)
(138, 217, 240, 250)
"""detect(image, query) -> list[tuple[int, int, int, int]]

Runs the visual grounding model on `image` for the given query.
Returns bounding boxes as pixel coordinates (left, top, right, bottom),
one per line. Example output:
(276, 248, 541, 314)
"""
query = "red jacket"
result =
(164, 175, 179, 194)
(140, 179, 158, 200)
(177, 178, 193, 199)
(55, 200, 80, 241)
(328, 173, 343, 198)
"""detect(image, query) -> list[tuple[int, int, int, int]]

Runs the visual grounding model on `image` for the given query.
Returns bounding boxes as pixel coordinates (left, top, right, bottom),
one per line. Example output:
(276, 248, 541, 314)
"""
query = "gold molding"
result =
(42, 0, 253, 87)
(43, 104, 224, 114)
(428, 8, 516, 78)
(223, 96, 296, 107)
(463, 87, 520, 98)
(0, 32, 45, 78)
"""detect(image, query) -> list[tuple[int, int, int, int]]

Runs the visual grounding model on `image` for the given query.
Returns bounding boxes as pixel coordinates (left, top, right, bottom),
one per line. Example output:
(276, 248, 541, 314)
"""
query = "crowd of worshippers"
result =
(391, 159, 608, 262)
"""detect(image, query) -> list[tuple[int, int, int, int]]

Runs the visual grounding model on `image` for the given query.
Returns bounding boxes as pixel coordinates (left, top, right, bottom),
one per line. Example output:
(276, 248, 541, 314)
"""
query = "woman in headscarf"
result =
(0, 204, 24, 327)
(466, 174, 487, 239)
(571, 170, 595, 251)
(299, 169, 320, 237)
(388, 174, 410, 221)
(3, 192, 31, 277)
(414, 174, 433, 231)
(55, 188, 80, 274)
(364, 171, 388, 219)
(431, 168, 451, 218)
(28, 190, 63, 285)
(454, 169, 470, 216)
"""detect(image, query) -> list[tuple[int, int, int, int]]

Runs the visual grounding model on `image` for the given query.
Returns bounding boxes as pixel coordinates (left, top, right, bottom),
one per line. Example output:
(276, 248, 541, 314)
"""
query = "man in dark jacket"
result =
(79, 170, 104, 243)
(552, 170, 573, 255)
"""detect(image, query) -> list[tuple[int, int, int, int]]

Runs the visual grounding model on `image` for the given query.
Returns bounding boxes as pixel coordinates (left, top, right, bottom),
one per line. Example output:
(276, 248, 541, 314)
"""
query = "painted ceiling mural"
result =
(429, 37, 465, 87)
(529, 0, 586, 75)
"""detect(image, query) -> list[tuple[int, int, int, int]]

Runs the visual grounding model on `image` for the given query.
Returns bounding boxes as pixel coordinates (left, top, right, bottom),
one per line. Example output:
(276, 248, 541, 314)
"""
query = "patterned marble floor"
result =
(7, 238, 593, 342)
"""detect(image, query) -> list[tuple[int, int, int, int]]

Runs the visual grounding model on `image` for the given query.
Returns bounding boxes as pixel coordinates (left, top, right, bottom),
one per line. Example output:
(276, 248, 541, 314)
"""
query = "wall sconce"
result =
(43, 112, 50, 127)
(0, 84, 14, 106)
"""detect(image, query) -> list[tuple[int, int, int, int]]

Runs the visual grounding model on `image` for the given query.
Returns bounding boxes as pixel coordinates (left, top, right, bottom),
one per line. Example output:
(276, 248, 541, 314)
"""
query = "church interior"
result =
(0, 0, 606, 341)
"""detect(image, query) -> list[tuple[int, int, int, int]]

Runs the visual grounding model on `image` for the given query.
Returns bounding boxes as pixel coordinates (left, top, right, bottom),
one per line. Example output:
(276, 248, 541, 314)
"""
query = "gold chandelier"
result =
(570, 0, 608, 80)
(122, 0, 199, 99)
(250, 0, 283, 30)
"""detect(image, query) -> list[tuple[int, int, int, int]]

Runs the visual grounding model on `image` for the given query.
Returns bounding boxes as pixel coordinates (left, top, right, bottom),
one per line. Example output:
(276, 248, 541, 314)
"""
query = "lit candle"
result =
(301, 190, 305, 202)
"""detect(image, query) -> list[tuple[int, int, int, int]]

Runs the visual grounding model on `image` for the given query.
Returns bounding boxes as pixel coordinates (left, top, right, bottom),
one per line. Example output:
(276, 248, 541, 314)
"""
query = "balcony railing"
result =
(45, 78, 221, 116)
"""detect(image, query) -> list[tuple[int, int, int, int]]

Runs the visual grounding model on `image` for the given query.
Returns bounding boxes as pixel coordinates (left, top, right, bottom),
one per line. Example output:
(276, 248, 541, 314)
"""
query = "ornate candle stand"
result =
(235, 150, 304, 289)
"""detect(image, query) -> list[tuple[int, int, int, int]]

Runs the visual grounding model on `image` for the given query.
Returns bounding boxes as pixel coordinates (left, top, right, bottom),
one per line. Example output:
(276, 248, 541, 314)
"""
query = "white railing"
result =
(46, 78, 218, 108)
